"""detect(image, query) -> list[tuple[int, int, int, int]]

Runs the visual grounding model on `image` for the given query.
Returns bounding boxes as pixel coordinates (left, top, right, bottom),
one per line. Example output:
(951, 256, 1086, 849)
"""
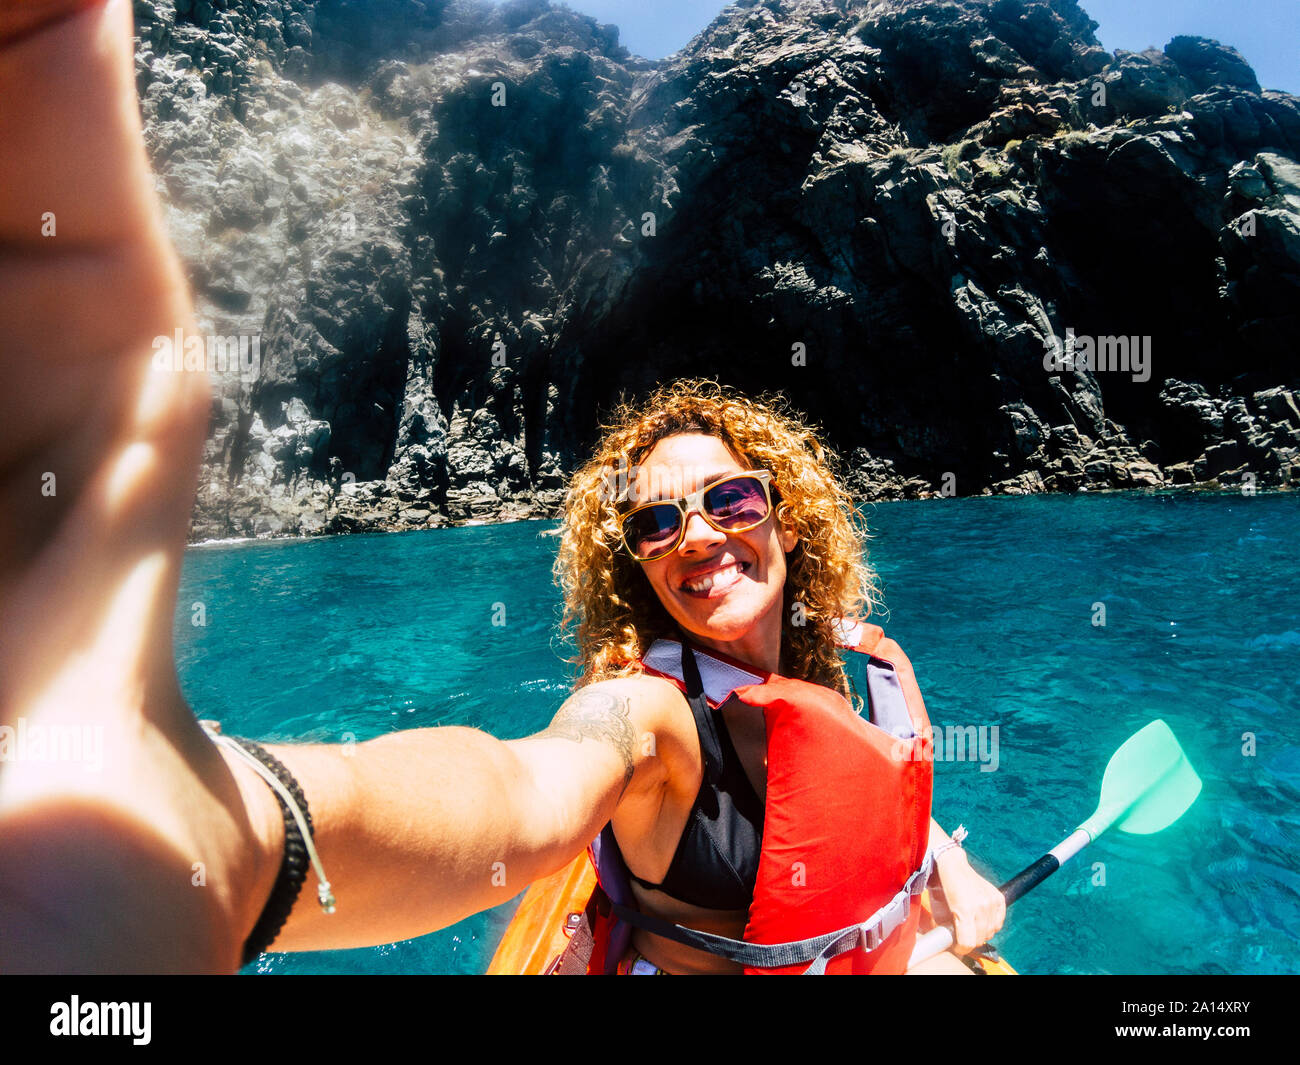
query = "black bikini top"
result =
(622, 640, 765, 911)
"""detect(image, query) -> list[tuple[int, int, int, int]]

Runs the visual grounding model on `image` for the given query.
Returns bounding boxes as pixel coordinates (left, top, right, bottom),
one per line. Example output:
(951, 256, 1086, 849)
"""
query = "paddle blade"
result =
(1116, 755, 1202, 834)
(1083, 719, 1201, 837)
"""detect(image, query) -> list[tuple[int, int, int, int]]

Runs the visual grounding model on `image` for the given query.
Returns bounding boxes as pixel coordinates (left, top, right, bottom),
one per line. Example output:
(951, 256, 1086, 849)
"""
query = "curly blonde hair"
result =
(552, 378, 879, 700)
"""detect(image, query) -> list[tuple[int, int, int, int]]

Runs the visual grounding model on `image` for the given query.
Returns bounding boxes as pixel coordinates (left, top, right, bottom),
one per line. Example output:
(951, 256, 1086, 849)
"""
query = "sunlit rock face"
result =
(130, 0, 1300, 538)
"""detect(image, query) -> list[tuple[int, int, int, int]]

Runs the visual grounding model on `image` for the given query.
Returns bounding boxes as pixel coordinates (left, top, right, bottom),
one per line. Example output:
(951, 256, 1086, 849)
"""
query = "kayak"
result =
(487, 848, 1016, 975)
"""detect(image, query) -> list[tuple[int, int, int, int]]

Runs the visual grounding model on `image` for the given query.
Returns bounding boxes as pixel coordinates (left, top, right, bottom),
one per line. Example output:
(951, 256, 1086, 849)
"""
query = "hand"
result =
(0, 0, 280, 972)
(929, 848, 1006, 954)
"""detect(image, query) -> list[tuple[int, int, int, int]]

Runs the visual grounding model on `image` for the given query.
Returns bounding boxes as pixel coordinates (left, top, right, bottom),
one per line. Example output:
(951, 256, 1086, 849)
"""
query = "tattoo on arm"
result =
(541, 689, 636, 792)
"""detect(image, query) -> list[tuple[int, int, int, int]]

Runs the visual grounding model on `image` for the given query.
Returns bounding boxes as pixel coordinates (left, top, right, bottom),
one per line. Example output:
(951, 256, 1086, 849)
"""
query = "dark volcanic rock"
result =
(1166, 35, 1261, 95)
(128, 0, 1300, 539)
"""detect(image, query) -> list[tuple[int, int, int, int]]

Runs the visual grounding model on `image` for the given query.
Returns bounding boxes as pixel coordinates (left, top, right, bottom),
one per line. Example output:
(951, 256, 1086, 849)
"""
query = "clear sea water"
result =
(174, 492, 1300, 975)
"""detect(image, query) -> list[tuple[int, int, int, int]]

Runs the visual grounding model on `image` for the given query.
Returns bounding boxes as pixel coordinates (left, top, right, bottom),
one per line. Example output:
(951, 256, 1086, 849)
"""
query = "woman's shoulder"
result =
(577, 668, 688, 714)
(574, 669, 697, 760)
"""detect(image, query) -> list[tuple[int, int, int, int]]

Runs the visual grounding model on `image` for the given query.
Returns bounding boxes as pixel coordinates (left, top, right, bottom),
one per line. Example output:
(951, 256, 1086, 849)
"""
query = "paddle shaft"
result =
(1001, 827, 1090, 903)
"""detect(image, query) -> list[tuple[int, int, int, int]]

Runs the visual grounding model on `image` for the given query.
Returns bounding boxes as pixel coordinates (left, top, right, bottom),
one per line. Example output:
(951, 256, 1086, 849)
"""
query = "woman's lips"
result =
(680, 561, 750, 598)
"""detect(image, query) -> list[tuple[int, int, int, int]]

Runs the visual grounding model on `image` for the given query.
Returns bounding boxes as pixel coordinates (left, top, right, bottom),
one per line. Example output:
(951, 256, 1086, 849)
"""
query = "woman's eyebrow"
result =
(641, 467, 737, 498)
(682, 469, 737, 492)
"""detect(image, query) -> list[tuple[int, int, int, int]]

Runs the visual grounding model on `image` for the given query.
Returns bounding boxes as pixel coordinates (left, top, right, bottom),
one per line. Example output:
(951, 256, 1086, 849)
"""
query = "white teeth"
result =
(684, 563, 744, 593)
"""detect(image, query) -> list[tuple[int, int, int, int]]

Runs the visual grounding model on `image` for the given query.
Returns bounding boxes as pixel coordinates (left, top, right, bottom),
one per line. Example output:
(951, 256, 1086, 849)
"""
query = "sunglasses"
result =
(619, 470, 778, 562)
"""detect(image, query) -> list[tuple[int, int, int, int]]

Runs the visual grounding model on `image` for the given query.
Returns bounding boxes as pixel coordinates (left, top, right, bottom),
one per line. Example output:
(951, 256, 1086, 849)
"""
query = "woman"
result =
(0, 0, 1002, 973)
(541, 380, 1005, 973)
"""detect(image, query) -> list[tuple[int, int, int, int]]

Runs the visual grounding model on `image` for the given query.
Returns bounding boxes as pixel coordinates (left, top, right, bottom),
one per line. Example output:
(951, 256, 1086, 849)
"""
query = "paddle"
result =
(908, 718, 1202, 970)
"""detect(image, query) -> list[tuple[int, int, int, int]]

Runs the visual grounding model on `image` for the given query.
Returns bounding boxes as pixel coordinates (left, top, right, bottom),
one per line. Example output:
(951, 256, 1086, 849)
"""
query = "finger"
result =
(951, 911, 975, 955)
(928, 889, 952, 926)
(0, 0, 106, 50)
(0, 0, 207, 722)
(975, 901, 1004, 944)
(0, 0, 155, 244)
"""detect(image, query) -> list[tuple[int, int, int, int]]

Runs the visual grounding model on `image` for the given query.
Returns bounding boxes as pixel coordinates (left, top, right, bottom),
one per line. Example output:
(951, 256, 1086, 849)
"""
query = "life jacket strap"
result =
(610, 851, 933, 974)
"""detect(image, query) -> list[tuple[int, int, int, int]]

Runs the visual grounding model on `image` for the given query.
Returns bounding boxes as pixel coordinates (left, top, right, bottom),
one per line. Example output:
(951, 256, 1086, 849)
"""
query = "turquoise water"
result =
(174, 493, 1300, 975)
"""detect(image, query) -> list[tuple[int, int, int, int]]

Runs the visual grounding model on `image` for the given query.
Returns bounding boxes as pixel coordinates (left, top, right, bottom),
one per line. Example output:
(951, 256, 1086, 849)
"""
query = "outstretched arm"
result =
(0, 0, 671, 972)
(262, 680, 670, 953)
(0, 0, 255, 974)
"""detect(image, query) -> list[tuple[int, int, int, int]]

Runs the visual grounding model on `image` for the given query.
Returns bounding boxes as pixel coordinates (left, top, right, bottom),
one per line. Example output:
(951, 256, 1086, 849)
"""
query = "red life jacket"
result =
(546, 622, 934, 974)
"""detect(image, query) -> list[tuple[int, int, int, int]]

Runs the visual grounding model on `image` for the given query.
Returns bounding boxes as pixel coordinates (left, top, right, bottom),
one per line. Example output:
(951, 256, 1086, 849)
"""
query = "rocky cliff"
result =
(128, 0, 1300, 538)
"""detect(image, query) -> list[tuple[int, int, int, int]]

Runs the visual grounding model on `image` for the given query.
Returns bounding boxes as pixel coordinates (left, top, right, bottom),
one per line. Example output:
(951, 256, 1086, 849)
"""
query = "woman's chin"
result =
(673, 594, 771, 642)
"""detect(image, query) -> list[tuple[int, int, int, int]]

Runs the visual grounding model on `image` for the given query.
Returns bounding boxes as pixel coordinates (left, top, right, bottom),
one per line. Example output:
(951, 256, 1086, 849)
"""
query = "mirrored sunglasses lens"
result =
(624, 505, 682, 558)
(704, 477, 769, 529)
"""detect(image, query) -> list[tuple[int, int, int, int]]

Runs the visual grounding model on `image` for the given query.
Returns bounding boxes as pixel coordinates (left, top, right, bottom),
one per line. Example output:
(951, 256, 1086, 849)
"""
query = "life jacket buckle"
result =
(861, 888, 912, 953)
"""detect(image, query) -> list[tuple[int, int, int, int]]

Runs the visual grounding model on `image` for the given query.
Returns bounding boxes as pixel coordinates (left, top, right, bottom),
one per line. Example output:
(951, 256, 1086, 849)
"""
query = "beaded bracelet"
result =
(200, 722, 335, 965)
(932, 824, 969, 864)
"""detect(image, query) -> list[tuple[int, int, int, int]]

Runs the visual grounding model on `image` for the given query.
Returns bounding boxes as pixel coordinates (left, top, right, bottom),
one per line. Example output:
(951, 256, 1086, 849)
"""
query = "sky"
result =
(558, 0, 1298, 94)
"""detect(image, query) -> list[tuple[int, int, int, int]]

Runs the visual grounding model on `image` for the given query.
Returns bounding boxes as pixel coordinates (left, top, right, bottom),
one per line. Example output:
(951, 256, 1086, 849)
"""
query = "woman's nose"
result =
(679, 509, 725, 551)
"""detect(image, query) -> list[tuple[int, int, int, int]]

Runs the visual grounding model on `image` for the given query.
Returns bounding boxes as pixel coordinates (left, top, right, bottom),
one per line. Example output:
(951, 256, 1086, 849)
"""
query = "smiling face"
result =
(631, 433, 797, 673)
